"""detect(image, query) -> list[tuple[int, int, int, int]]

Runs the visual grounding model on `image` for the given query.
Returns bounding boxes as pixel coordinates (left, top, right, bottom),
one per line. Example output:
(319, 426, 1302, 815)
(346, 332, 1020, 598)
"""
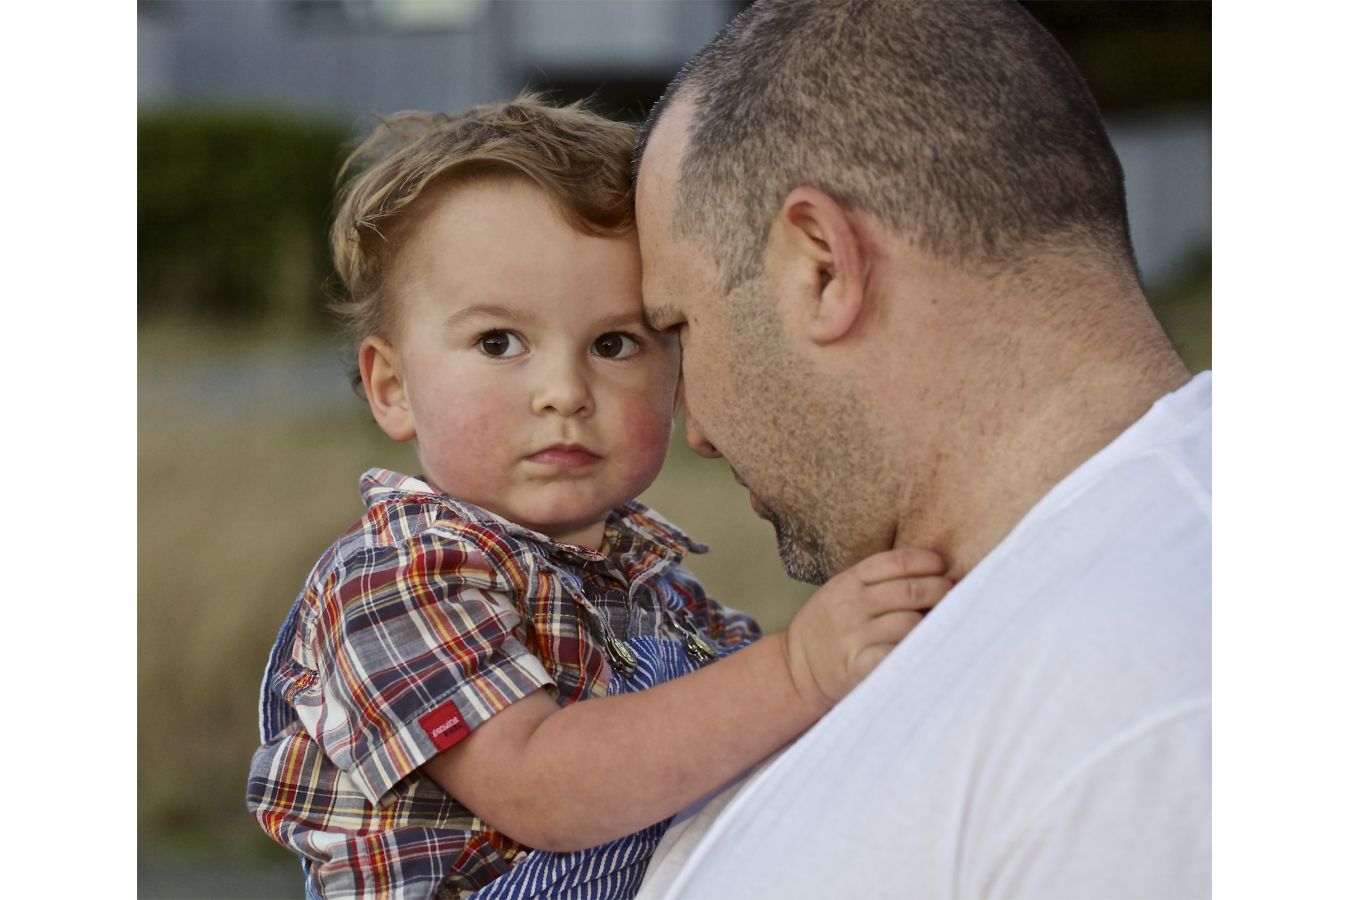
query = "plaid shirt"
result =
(247, 468, 760, 899)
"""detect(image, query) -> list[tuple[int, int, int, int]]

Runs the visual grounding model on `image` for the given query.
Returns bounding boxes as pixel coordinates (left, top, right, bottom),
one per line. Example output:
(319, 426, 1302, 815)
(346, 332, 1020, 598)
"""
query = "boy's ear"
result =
(359, 336, 416, 442)
(775, 186, 867, 345)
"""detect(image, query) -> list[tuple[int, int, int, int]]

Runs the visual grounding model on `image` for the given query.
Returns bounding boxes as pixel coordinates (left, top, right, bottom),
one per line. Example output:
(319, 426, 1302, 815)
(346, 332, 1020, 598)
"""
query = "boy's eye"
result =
(478, 330, 525, 358)
(592, 332, 640, 360)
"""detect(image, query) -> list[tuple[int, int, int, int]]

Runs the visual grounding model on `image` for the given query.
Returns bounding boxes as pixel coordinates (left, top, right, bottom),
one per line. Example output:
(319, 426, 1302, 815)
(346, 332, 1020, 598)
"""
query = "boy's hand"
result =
(784, 547, 951, 714)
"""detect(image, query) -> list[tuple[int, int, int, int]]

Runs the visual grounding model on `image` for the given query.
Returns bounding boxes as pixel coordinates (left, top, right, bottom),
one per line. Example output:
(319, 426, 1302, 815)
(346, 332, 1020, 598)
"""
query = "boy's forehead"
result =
(444, 302, 648, 329)
(415, 174, 626, 240)
(394, 184, 644, 325)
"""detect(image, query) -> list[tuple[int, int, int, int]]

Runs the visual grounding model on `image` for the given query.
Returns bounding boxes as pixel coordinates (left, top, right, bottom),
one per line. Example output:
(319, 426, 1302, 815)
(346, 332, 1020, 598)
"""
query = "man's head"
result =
(636, 0, 1178, 582)
(638, 0, 1136, 294)
(332, 97, 680, 548)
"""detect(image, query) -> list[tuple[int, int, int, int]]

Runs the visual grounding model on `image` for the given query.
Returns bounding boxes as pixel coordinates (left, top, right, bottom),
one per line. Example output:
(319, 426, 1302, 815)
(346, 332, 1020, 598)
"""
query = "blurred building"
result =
(137, 0, 1209, 286)
(137, 0, 737, 121)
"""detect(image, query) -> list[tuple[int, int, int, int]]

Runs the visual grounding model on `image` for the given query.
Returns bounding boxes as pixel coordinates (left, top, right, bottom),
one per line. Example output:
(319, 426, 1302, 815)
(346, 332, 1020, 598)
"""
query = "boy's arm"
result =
(420, 547, 950, 852)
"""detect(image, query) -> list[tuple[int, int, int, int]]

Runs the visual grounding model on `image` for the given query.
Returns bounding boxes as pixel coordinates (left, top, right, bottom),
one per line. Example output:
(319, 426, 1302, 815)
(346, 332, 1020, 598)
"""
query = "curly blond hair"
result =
(329, 94, 636, 390)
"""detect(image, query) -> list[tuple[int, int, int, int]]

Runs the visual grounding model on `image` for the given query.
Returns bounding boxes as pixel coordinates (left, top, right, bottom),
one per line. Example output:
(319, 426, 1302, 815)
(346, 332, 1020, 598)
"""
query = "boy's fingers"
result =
(851, 547, 948, 585)
(848, 610, 927, 678)
(863, 575, 952, 613)
(859, 609, 926, 648)
(850, 644, 895, 681)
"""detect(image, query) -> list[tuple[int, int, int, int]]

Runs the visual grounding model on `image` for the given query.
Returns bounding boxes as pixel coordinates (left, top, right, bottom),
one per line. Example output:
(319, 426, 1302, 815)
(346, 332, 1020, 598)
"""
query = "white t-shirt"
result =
(640, 372, 1212, 900)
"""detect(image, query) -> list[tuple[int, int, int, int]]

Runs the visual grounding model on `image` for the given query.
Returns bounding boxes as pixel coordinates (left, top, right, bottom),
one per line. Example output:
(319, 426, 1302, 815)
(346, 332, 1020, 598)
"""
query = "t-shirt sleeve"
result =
(290, 530, 555, 807)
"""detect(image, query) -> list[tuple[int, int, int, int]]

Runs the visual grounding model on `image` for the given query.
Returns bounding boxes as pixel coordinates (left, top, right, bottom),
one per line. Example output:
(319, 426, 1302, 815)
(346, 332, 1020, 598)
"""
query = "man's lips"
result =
(745, 490, 770, 519)
(526, 444, 602, 469)
(731, 469, 770, 519)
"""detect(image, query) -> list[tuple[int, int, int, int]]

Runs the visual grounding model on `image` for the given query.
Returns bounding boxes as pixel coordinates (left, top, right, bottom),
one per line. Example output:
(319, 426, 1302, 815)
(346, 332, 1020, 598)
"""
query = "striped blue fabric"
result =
(466, 637, 703, 900)
(258, 588, 308, 744)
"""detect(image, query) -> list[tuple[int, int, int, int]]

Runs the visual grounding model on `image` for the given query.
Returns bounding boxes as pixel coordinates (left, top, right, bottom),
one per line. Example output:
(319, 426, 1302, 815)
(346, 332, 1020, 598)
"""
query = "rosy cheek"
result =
(456, 400, 511, 443)
(422, 400, 513, 489)
(619, 399, 676, 478)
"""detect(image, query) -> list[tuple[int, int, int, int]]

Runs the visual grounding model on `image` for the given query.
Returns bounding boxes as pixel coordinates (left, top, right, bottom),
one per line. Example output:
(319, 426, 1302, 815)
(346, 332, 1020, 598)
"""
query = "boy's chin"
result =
(513, 504, 615, 545)
(521, 488, 627, 521)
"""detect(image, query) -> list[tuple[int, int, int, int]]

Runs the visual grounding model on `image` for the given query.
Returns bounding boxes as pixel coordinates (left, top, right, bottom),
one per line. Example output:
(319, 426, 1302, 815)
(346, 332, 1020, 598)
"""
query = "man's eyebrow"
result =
(442, 303, 536, 329)
(642, 303, 679, 331)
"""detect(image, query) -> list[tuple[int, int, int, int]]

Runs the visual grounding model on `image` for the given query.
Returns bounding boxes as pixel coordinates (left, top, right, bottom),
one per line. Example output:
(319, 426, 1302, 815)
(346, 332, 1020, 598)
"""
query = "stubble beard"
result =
(765, 504, 834, 585)
(723, 280, 882, 586)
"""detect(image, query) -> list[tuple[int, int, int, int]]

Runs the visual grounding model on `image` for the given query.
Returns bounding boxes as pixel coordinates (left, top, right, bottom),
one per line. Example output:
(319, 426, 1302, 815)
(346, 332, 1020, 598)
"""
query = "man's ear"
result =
(359, 336, 416, 442)
(777, 186, 866, 345)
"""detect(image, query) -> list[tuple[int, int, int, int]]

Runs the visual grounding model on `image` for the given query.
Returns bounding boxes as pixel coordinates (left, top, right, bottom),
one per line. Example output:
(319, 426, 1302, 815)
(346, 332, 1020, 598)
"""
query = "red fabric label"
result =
(419, 700, 470, 751)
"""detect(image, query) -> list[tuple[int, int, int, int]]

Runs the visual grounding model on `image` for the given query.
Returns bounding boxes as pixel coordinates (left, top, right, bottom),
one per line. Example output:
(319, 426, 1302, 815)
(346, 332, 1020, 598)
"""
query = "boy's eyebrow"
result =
(443, 303, 536, 328)
(443, 305, 655, 332)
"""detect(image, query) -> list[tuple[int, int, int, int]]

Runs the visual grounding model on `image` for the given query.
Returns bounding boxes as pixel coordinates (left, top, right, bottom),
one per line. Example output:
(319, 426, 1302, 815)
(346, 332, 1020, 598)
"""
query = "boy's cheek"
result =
(457, 401, 513, 443)
(639, 356, 682, 418)
(419, 405, 515, 483)
(619, 399, 677, 472)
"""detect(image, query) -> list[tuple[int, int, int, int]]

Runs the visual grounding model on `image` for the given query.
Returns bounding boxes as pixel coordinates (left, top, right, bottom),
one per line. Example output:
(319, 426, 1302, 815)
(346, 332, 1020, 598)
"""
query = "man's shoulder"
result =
(975, 369, 1211, 640)
(1049, 369, 1209, 518)
(825, 372, 1213, 815)
(1105, 369, 1210, 502)
(958, 386, 1212, 713)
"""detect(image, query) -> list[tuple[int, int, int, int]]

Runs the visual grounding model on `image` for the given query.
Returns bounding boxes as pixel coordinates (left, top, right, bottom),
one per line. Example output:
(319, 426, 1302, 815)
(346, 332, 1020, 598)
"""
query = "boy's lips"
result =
(526, 444, 602, 469)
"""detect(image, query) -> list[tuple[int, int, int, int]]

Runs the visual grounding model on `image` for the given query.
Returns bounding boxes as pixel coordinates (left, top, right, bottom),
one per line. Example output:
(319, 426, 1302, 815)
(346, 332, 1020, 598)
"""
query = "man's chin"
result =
(764, 508, 832, 586)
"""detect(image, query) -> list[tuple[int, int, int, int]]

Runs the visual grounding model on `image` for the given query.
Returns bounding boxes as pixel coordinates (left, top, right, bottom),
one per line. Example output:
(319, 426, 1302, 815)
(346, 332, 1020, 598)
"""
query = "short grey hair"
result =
(636, 0, 1137, 291)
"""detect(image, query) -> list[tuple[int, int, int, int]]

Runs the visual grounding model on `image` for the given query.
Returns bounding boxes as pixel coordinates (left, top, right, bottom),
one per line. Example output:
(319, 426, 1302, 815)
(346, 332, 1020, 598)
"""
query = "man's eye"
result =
(478, 331, 525, 358)
(593, 332, 641, 359)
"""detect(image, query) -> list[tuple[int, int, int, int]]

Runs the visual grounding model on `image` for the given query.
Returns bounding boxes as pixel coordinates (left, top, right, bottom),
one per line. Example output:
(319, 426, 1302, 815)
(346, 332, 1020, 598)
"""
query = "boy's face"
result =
(364, 178, 679, 548)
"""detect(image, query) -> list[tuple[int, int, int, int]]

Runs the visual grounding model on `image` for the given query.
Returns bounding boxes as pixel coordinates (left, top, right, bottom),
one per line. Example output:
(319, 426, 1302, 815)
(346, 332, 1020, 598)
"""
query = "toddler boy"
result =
(247, 97, 950, 899)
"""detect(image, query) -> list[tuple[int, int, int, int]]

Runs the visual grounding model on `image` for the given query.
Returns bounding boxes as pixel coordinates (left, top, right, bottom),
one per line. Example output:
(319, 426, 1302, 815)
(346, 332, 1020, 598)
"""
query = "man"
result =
(633, 1, 1210, 898)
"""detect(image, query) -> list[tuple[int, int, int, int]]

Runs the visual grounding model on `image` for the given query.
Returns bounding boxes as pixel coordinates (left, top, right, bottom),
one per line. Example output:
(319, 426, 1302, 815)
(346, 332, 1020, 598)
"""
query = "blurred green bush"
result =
(138, 108, 348, 330)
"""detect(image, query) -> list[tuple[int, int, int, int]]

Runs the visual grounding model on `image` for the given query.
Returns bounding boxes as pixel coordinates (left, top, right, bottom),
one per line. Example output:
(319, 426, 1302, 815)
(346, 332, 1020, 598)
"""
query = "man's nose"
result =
(532, 358, 594, 418)
(684, 408, 721, 459)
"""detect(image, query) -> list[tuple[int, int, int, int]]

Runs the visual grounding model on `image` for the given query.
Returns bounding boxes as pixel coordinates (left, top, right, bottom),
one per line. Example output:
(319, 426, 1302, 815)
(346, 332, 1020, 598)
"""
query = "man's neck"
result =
(904, 354, 1192, 582)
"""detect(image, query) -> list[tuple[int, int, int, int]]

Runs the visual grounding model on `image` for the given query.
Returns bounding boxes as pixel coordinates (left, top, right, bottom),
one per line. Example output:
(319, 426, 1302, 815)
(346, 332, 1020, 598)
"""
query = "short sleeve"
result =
(290, 530, 555, 807)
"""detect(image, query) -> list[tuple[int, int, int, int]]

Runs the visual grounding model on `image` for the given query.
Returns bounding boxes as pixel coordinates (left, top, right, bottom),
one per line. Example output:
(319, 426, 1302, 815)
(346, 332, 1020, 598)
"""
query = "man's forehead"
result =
(638, 97, 721, 323)
(637, 98, 694, 212)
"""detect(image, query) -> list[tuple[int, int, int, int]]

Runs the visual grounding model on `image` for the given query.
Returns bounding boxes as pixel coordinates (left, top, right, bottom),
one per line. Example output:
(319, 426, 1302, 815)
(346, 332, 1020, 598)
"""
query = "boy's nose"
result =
(531, 360, 594, 418)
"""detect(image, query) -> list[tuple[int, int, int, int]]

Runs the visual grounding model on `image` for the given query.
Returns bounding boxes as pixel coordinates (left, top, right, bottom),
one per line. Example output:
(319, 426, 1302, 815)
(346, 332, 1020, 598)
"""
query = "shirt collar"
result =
(605, 500, 707, 559)
(358, 467, 704, 564)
